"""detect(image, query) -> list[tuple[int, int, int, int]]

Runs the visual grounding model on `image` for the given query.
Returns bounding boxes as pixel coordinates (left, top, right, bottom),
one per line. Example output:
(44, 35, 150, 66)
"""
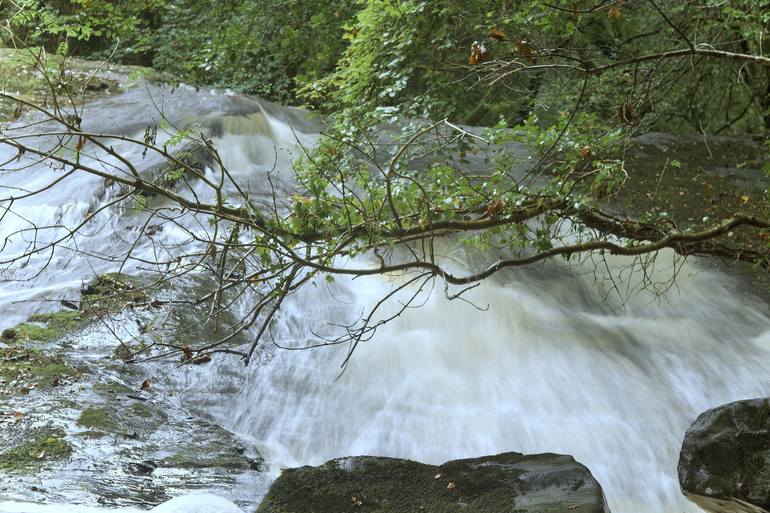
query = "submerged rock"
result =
(257, 452, 609, 513)
(678, 398, 770, 513)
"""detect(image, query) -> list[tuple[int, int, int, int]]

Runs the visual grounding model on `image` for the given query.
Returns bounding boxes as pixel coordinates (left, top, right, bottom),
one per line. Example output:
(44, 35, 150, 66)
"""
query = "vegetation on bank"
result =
(3, 1, 767, 132)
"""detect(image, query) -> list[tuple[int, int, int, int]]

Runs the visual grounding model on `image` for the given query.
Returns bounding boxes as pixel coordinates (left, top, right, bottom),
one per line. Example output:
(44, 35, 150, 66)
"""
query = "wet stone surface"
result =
(0, 301, 264, 511)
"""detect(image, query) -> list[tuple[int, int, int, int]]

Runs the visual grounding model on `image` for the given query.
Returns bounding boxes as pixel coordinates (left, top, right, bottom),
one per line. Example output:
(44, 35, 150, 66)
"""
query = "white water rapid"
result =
(1, 84, 769, 513)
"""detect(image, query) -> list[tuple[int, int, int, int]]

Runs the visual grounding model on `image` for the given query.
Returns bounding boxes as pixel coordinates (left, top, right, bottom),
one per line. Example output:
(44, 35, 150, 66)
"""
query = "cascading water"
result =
(1, 84, 769, 513)
(215, 252, 770, 513)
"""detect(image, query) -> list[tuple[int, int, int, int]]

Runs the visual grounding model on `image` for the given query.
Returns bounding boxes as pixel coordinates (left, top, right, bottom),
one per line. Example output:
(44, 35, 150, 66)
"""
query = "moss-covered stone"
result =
(93, 380, 133, 396)
(0, 272, 156, 351)
(76, 430, 107, 439)
(0, 427, 72, 471)
(2, 311, 86, 344)
(0, 347, 78, 394)
(75, 399, 168, 438)
(257, 452, 609, 513)
(112, 342, 149, 361)
(76, 407, 119, 432)
(130, 401, 153, 418)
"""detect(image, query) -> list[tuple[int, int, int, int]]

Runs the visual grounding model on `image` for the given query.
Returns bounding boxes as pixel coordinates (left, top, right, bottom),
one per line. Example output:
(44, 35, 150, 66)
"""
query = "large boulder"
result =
(256, 452, 609, 513)
(678, 398, 770, 513)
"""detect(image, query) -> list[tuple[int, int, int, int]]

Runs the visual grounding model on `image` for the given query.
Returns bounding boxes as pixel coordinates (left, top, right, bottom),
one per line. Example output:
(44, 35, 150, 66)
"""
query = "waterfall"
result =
(214, 250, 770, 513)
(1, 85, 769, 513)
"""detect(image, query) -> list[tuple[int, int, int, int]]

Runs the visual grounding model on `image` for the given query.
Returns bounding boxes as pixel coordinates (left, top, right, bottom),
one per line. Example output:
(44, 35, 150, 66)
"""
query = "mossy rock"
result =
(0, 427, 72, 471)
(75, 400, 167, 437)
(93, 380, 133, 396)
(257, 452, 609, 513)
(112, 342, 150, 361)
(0, 347, 79, 394)
(0, 47, 163, 122)
(0, 273, 156, 347)
(158, 421, 262, 472)
(76, 430, 107, 439)
(1, 311, 86, 343)
(77, 407, 119, 432)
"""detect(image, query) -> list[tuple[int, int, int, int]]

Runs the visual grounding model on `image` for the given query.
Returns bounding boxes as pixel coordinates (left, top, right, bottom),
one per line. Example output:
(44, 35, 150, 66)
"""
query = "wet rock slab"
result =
(0, 307, 264, 512)
(678, 398, 770, 513)
(257, 452, 609, 513)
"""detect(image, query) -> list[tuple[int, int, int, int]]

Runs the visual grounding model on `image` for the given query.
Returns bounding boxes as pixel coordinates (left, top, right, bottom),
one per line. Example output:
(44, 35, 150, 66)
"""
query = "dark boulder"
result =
(256, 452, 609, 513)
(678, 398, 770, 513)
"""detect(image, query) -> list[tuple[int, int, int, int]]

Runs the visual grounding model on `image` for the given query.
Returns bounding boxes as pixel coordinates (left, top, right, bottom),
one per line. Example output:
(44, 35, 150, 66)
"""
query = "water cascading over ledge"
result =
(1, 83, 769, 513)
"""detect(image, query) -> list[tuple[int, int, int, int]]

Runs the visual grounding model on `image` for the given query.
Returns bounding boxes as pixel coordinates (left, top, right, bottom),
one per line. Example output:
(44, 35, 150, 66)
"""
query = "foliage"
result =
(2, 0, 357, 101)
(303, 0, 538, 125)
(2, 0, 164, 63)
(153, 0, 356, 102)
(306, 0, 769, 133)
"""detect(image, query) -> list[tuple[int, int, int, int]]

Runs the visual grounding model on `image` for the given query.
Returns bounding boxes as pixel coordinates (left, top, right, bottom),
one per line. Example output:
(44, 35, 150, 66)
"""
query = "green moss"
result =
(76, 407, 118, 432)
(130, 401, 153, 418)
(0, 48, 121, 122)
(27, 310, 85, 337)
(0, 348, 78, 394)
(112, 343, 144, 361)
(1, 311, 85, 344)
(0, 273, 155, 347)
(93, 380, 132, 396)
(0, 427, 72, 471)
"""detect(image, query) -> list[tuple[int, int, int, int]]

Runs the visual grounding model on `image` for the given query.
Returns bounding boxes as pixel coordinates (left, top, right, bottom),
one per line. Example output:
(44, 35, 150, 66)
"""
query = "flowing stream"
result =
(1, 84, 769, 513)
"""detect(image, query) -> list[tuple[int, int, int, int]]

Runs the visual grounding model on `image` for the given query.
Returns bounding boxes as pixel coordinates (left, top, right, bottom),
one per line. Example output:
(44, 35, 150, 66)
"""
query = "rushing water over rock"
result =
(1, 84, 769, 513)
